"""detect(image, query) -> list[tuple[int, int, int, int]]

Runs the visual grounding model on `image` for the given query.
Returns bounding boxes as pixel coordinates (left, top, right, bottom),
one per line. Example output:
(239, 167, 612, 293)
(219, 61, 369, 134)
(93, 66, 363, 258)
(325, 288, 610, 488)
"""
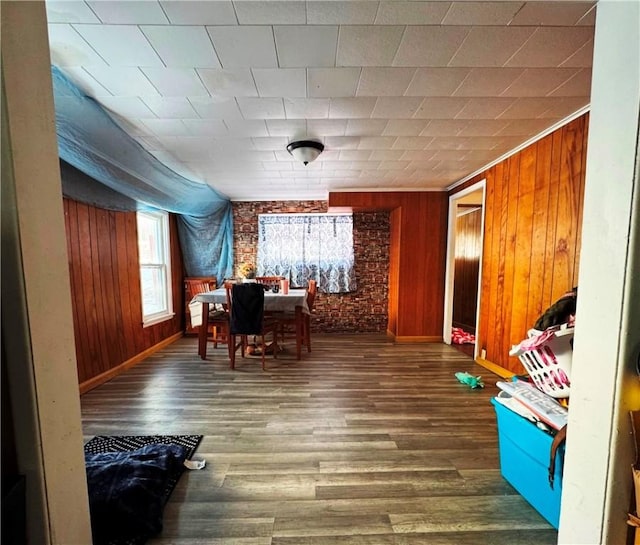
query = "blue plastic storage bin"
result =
(491, 397, 564, 528)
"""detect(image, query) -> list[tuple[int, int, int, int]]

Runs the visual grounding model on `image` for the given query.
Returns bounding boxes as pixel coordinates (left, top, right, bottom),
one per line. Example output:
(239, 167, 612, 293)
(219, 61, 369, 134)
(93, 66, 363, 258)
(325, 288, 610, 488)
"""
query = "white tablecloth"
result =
(189, 288, 309, 328)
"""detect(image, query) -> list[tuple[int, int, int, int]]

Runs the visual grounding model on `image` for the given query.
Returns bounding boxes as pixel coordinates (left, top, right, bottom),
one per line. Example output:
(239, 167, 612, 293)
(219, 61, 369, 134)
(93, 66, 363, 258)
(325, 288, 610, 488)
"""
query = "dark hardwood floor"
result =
(80, 334, 557, 545)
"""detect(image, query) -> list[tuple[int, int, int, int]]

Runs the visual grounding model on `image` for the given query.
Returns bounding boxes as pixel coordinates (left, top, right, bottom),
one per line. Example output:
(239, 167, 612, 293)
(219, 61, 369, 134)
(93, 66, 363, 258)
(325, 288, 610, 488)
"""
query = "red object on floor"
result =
(452, 327, 476, 345)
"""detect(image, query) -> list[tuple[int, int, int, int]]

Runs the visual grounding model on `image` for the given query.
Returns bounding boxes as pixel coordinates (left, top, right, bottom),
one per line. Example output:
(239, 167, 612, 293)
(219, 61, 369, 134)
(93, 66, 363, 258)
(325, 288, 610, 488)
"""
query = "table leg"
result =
(295, 305, 303, 360)
(198, 302, 209, 359)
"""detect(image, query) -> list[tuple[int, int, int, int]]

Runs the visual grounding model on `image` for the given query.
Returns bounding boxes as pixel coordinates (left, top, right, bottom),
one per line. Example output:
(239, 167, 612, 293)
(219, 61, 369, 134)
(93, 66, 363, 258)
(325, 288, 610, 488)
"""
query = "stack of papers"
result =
(496, 380, 568, 430)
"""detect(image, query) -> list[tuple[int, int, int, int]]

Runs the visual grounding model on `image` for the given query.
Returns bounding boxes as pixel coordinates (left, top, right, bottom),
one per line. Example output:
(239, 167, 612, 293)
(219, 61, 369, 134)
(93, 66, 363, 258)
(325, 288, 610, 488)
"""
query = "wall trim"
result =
(394, 335, 443, 343)
(475, 357, 515, 379)
(447, 105, 591, 192)
(79, 332, 183, 394)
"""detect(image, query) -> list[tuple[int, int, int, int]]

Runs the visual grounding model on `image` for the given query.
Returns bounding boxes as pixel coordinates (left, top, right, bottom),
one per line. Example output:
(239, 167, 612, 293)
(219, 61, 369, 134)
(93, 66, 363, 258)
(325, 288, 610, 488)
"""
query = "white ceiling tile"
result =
(510, 2, 595, 26)
(140, 118, 190, 136)
(404, 68, 470, 96)
(160, 1, 237, 24)
(46, 1, 101, 23)
(378, 160, 411, 170)
(252, 137, 289, 151)
(141, 67, 209, 97)
(263, 161, 292, 171)
(375, 2, 450, 24)
(383, 120, 430, 136)
(393, 26, 470, 67)
(140, 97, 199, 119)
(234, 1, 306, 24)
(284, 98, 330, 119)
(413, 98, 469, 119)
(327, 136, 365, 149)
(370, 149, 405, 161)
(339, 150, 372, 161)
(372, 97, 424, 119)
(506, 27, 594, 67)
(576, 6, 597, 26)
(266, 119, 307, 137)
(497, 97, 561, 119)
(407, 160, 441, 170)
(97, 96, 156, 118)
(57, 67, 111, 96)
(308, 68, 360, 98)
(198, 68, 258, 97)
(449, 27, 535, 67)
(392, 137, 432, 150)
(182, 119, 228, 136)
(274, 26, 339, 68)
(453, 68, 524, 97)
(501, 68, 581, 97)
(253, 68, 306, 98)
(48, 24, 107, 67)
(83, 65, 161, 96)
(345, 119, 388, 136)
(457, 119, 511, 136)
(337, 26, 405, 67)
(356, 68, 416, 97)
(455, 98, 515, 119)
(207, 26, 277, 68)
(538, 97, 589, 118)
(86, 1, 169, 24)
(427, 137, 469, 150)
(548, 68, 592, 97)
(495, 119, 554, 136)
(307, 1, 378, 24)
(316, 150, 341, 162)
(73, 24, 163, 66)
(442, 2, 523, 25)
(237, 98, 285, 119)
(307, 119, 348, 137)
(224, 120, 269, 137)
(329, 98, 378, 119)
(141, 26, 221, 68)
(188, 96, 243, 119)
(109, 114, 152, 136)
(401, 149, 438, 161)
(559, 39, 594, 68)
(420, 119, 468, 136)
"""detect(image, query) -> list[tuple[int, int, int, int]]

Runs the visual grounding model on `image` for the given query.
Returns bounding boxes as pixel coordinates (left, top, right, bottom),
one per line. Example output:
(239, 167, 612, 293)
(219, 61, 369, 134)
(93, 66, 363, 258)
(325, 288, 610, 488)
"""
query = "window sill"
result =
(142, 312, 175, 328)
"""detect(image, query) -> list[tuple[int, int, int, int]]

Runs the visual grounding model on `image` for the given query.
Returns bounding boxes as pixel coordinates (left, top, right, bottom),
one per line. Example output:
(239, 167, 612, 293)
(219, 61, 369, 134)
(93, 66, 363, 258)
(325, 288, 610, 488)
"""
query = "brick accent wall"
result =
(232, 201, 389, 333)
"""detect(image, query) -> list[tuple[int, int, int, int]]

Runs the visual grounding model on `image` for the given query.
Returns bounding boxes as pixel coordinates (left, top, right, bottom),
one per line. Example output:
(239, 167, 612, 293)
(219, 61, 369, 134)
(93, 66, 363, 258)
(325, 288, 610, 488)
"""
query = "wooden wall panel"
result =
(452, 208, 481, 331)
(328, 191, 449, 340)
(63, 199, 184, 385)
(451, 114, 588, 374)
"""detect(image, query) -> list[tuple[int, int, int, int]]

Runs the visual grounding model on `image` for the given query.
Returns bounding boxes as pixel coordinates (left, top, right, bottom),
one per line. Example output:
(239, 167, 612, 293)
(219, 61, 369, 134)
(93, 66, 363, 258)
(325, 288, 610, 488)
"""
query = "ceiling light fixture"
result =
(286, 140, 324, 165)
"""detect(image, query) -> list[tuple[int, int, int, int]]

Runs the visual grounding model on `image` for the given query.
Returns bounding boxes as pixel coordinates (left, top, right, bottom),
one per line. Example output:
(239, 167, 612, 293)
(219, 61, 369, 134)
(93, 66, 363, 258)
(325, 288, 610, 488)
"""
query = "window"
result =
(257, 213, 356, 293)
(137, 210, 173, 326)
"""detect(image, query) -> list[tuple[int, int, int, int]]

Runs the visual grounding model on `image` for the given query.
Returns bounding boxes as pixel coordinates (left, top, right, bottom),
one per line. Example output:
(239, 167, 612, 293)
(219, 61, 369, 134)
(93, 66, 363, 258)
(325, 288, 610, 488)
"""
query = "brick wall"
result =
(232, 201, 389, 333)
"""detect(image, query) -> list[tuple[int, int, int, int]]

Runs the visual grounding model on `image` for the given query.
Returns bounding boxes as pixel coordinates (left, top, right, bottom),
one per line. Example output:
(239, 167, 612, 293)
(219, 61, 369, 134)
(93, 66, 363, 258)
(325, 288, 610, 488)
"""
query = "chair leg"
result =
(229, 333, 236, 369)
(305, 315, 311, 352)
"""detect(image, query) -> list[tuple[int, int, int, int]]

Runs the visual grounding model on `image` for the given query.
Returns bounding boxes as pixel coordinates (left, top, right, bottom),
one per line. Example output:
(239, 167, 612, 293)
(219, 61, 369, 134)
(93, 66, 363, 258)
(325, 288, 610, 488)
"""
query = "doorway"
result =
(443, 180, 486, 358)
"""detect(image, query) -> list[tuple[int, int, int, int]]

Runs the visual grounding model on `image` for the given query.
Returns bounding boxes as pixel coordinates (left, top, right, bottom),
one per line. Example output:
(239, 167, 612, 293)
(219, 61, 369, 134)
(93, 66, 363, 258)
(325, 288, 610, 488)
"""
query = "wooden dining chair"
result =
(255, 276, 284, 289)
(226, 282, 280, 370)
(277, 279, 317, 358)
(190, 280, 231, 360)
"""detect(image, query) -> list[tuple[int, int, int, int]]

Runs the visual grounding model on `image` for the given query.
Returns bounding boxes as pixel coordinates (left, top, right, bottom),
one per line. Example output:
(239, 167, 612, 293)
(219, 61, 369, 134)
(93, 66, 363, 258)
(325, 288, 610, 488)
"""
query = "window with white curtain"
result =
(257, 214, 356, 293)
(137, 210, 174, 326)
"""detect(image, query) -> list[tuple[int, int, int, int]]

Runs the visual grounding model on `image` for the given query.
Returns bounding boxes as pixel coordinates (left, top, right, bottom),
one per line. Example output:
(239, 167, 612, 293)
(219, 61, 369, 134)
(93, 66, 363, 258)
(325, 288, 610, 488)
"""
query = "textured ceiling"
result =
(46, 0, 595, 201)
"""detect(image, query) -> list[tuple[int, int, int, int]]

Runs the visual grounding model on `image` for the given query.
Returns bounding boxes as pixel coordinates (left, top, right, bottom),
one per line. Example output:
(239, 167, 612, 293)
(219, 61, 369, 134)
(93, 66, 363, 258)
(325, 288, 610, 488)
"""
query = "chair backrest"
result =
(255, 276, 284, 287)
(229, 283, 266, 335)
(307, 279, 317, 311)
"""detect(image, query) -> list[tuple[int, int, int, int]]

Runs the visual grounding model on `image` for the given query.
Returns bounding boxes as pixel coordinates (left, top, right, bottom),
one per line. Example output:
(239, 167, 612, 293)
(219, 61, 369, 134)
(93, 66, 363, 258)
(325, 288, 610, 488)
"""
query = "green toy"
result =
(455, 371, 485, 389)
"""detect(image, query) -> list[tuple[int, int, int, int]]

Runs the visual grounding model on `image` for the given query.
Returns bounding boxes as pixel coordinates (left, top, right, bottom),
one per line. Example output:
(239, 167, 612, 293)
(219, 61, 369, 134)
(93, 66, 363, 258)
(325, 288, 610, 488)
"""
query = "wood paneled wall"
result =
(63, 199, 184, 386)
(453, 207, 482, 332)
(328, 191, 449, 340)
(452, 114, 588, 374)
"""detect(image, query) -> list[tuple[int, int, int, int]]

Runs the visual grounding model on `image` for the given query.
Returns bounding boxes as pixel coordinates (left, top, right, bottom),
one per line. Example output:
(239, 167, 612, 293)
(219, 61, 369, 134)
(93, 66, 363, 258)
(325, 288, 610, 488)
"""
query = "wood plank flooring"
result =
(80, 334, 557, 545)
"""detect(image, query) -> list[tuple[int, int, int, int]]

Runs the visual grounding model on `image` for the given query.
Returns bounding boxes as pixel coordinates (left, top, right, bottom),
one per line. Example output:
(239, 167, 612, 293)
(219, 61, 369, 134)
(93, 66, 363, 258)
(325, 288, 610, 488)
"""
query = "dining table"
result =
(192, 287, 309, 361)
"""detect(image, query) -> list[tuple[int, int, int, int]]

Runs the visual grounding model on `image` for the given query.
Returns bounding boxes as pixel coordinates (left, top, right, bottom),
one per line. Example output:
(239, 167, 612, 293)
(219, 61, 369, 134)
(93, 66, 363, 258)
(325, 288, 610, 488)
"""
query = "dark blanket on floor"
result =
(85, 443, 188, 545)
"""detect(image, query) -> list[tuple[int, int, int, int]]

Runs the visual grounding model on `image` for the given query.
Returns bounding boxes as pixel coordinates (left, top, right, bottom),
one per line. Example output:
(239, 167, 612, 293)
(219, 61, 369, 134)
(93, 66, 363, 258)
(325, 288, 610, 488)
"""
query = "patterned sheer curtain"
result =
(257, 214, 356, 293)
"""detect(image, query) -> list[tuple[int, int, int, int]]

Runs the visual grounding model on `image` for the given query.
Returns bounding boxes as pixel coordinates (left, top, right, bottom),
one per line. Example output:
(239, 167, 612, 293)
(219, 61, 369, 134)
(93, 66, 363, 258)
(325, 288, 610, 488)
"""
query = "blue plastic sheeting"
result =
(52, 66, 233, 281)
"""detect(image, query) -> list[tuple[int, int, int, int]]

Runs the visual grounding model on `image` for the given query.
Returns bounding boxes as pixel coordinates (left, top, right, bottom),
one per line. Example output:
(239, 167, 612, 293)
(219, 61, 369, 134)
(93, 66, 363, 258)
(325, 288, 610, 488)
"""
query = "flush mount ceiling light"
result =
(286, 140, 324, 165)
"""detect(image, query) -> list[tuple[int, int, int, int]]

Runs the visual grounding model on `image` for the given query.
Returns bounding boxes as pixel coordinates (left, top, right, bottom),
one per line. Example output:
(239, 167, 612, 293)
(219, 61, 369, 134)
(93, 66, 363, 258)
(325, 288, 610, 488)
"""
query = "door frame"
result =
(442, 179, 486, 358)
